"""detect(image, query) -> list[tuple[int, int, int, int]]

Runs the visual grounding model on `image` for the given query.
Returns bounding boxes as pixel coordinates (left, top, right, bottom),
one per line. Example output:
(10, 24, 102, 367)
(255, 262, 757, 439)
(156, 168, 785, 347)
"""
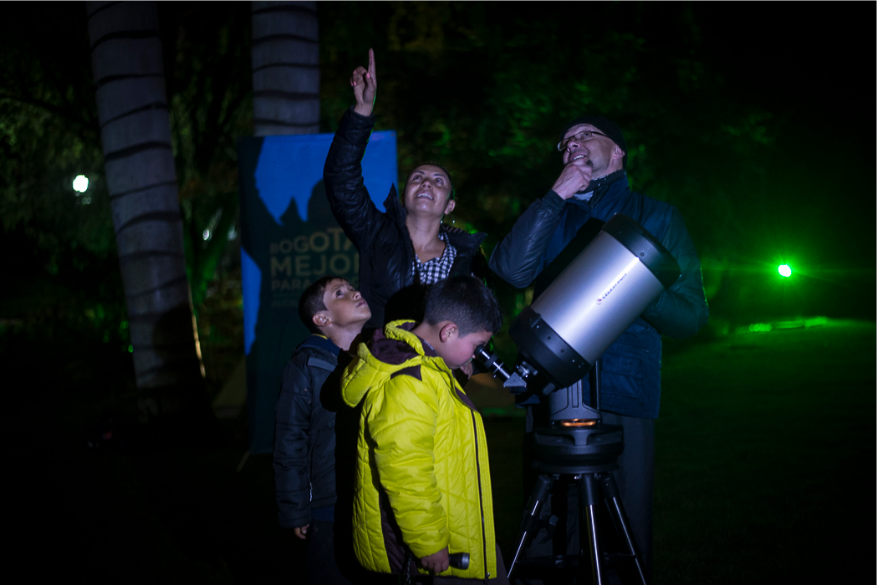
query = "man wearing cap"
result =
(489, 116, 709, 581)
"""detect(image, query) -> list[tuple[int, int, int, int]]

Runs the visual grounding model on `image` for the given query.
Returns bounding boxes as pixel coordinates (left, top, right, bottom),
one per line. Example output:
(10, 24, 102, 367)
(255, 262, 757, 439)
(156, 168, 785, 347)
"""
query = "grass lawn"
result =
(653, 319, 874, 583)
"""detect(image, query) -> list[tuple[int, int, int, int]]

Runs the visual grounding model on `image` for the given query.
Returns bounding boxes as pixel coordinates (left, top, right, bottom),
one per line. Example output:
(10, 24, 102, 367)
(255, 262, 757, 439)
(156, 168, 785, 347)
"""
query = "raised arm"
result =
(323, 49, 384, 251)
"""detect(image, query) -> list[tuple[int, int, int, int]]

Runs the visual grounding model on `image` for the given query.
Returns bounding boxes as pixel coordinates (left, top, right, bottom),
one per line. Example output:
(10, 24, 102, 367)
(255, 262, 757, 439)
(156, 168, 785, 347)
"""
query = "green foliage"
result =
(7, 3, 865, 392)
(318, 2, 777, 331)
(154, 3, 254, 392)
(0, 4, 111, 260)
(320, 2, 776, 237)
(0, 3, 250, 391)
(0, 4, 132, 384)
(160, 3, 253, 311)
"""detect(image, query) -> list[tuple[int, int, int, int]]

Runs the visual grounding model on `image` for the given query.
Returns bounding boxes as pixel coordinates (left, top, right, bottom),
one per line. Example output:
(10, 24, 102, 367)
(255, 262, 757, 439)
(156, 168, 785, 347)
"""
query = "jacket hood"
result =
(341, 320, 448, 407)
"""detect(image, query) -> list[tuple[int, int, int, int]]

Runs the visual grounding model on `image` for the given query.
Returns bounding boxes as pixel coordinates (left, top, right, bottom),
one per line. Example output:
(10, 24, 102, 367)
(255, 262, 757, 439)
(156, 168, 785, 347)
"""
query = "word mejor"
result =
(270, 228, 359, 291)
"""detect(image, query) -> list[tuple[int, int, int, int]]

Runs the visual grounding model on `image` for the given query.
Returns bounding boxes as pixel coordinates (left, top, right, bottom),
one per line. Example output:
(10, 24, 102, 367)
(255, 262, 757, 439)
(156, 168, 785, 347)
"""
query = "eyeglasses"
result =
(556, 129, 608, 152)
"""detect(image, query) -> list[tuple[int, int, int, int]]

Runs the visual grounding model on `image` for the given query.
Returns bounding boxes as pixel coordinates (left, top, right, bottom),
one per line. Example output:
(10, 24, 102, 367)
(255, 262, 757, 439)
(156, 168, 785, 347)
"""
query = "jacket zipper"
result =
(470, 408, 489, 582)
(451, 370, 490, 582)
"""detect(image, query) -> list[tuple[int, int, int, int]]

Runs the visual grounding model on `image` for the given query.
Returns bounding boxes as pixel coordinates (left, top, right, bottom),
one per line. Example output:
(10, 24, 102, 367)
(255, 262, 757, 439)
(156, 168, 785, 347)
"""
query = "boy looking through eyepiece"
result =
(341, 275, 510, 583)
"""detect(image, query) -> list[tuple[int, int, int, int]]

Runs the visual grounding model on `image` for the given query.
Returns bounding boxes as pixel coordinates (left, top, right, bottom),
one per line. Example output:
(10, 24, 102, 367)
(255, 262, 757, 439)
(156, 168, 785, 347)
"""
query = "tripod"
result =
(506, 364, 649, 585)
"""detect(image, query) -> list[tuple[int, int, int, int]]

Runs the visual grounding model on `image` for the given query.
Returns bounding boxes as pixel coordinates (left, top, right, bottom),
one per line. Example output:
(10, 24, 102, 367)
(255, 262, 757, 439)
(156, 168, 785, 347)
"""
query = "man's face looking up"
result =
(560, 123, 625, 179)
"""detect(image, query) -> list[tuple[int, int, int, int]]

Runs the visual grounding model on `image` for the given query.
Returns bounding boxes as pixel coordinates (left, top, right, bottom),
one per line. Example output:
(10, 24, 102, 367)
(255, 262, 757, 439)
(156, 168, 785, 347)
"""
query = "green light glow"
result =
(128, 345, 133, 353)
(778, 264, 792, 277)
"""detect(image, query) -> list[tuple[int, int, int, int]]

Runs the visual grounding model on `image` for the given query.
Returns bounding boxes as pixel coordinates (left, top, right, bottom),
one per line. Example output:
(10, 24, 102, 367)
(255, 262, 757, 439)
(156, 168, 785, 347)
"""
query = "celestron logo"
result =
(596, 273, 627, 305)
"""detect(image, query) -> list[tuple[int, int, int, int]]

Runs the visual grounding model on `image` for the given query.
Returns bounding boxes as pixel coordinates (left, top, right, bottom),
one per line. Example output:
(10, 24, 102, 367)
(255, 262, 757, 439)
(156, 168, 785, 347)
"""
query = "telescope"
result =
(476, 213, 680, 584)
(478, 212, 680, 415)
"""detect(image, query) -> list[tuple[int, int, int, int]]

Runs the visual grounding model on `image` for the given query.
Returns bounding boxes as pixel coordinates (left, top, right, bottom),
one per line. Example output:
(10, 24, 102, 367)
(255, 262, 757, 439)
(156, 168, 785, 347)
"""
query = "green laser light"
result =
(778, 264, 792, 277)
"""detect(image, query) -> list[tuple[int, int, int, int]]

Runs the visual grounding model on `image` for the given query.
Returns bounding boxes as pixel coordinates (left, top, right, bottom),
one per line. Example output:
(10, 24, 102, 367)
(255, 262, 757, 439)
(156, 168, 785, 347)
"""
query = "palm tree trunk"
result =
(87, 1, 208, 419)
(242, 1, 320, 453)
(251, 1, 320, 136)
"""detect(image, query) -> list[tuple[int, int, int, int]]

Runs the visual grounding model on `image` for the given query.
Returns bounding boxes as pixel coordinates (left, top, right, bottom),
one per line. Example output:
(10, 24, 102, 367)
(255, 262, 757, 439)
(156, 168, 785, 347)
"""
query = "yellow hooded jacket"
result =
(341, 320, 498, 579)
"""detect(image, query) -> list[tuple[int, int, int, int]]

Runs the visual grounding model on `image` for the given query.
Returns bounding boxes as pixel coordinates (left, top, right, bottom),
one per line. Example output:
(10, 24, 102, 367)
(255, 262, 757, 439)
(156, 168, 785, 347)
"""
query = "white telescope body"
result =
(509, 214, 680, 390)
(533, 233, 664, 361)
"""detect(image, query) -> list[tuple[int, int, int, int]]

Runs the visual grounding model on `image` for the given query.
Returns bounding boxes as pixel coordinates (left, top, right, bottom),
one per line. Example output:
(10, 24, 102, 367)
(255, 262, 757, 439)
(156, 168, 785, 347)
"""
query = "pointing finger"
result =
(368, 48, 376, 79)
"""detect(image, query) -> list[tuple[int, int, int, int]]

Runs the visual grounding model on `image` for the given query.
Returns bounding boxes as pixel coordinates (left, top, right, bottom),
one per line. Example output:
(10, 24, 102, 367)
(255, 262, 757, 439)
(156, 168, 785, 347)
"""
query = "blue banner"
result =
(238, 131, 398, 453)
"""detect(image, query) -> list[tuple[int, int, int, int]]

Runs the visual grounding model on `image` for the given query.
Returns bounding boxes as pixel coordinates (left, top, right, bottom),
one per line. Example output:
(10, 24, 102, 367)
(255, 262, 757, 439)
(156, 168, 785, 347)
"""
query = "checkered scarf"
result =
(411, 230, 457, 285)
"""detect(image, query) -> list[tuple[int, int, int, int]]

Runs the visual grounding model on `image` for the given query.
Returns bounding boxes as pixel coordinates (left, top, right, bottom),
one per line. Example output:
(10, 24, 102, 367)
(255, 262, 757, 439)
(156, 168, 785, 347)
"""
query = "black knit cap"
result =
(560, 116, 628, 168)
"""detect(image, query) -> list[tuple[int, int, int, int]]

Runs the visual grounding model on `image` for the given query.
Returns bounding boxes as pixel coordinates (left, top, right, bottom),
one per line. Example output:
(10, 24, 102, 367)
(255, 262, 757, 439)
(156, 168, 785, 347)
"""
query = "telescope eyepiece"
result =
(473, 347, 512, 381)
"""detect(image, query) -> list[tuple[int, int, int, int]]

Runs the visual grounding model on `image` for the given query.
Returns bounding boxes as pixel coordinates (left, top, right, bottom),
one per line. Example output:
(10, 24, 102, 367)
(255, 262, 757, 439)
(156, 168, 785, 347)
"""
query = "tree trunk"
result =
(86, 1, 208, 420)
(241, 1, 320, 453)
(251, 1, 320, 136)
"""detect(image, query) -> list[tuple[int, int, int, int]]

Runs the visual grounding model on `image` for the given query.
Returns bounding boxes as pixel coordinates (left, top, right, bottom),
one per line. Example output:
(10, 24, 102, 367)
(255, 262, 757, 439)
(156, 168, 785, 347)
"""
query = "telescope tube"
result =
(509, 214, 680, 389)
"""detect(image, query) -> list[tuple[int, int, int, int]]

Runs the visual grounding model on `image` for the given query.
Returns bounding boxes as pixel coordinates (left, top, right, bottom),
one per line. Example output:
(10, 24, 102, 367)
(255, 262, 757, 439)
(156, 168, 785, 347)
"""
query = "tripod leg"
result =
(508, 474, 555, 579)
(577, 473, 606, 585)
(600, 474, 649, 585)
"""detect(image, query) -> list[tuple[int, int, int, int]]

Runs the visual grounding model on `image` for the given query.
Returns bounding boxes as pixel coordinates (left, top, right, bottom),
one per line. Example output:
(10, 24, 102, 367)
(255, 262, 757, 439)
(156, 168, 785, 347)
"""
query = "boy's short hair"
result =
(423, 276, 502, 336)
(299, 276, 341, 334)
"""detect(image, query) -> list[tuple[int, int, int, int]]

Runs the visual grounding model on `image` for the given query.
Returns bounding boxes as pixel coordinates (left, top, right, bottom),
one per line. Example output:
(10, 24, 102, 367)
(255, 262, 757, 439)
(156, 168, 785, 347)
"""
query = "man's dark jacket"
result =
(489, 173, 709, 418)
(273, 335, 343, 530)
(324, 108, 489, 329)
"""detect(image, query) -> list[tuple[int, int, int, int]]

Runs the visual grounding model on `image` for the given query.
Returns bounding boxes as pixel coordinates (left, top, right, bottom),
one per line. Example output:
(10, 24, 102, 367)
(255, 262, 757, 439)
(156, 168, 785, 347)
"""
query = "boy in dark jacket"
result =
(274, 275, 371, 584)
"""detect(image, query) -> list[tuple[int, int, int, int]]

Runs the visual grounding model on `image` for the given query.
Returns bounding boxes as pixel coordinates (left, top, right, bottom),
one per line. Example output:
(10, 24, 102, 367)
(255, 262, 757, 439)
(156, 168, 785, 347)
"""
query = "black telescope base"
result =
(508, 426, 649, 585)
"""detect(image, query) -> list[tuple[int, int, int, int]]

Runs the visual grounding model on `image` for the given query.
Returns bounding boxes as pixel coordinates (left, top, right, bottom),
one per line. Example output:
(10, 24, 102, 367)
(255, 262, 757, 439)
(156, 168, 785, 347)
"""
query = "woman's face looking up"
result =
(403, 164, 455, 218)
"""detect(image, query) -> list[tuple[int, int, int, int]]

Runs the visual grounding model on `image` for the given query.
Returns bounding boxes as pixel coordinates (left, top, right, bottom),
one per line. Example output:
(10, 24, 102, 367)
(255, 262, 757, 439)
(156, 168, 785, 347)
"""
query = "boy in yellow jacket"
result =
(341, 276, 509, 583)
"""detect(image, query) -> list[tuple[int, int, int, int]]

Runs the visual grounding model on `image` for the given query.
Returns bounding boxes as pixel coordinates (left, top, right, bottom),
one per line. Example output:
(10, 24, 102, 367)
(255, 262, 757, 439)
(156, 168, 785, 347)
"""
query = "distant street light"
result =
(73, 175, 89, 193)
(778, 264, 792, 277)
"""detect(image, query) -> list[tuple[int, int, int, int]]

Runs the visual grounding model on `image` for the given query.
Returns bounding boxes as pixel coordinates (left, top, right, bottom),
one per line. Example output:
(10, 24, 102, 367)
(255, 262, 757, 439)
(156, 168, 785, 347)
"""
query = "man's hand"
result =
(351, 48, 377, 117)
(551, 158, 594, 200)
(421, 547, 450, 573)
(293, 525, 309, 540)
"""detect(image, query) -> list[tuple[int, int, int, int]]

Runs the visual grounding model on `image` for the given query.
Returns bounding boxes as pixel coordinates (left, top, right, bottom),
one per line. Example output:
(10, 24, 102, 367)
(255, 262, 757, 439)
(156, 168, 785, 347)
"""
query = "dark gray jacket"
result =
(489, 173, 709, 418)
(273, 335, 342, 529)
